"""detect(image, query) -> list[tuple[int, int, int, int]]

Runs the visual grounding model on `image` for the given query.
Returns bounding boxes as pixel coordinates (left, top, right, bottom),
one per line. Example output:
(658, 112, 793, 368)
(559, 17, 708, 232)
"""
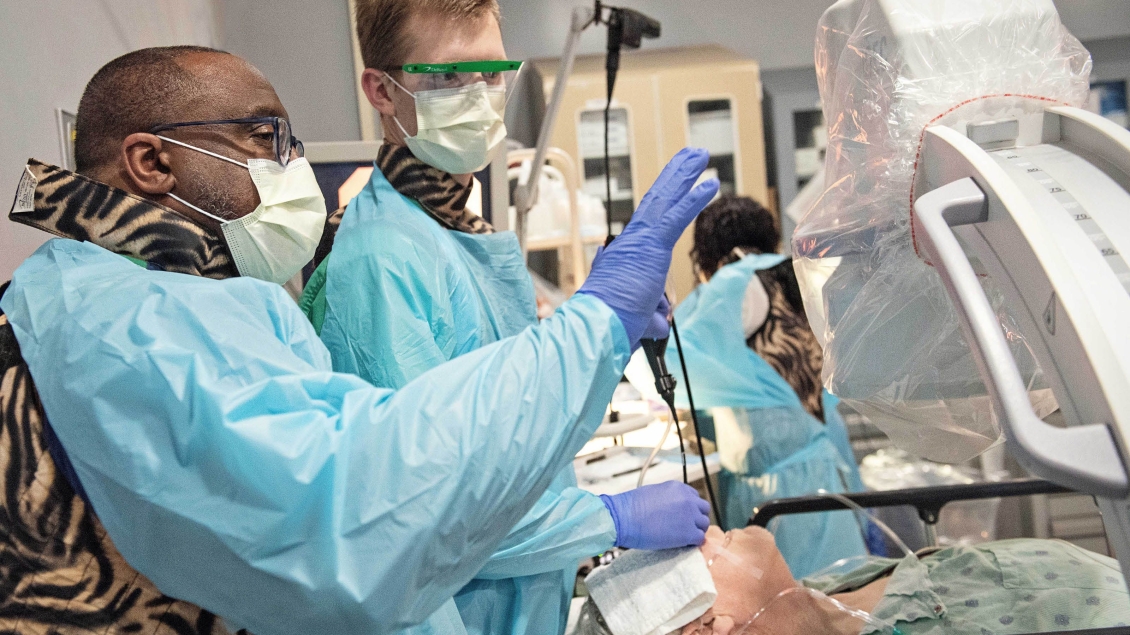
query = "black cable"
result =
(666, 398, 689, 485)
(604, 86, 614, 239)
(590, 0, 604, 28)
(671, 316, 722, 525)
(603, 6, 622, 241)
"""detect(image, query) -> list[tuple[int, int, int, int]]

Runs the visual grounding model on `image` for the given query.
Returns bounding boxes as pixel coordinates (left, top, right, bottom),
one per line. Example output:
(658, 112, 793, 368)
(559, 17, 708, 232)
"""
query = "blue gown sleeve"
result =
(324, 218, 619, 580)
(0, 240, 630, 635)
(474, 485, 616, 580)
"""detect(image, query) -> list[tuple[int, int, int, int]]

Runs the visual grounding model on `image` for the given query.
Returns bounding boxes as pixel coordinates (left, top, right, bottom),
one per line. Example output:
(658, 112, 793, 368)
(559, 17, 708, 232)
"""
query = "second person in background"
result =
(300, 1, 718, 634)
(667, 195, 869, 578)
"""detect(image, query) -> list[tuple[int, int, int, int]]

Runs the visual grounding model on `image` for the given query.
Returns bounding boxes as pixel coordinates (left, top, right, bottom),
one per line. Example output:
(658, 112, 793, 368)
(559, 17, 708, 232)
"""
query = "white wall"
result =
(1056, 0, 1130, 42)
(217, 0, 361, 144)
(498, 0, 838, 70)
(0, 0, 218, 281)
(497, 0, 1130, 69)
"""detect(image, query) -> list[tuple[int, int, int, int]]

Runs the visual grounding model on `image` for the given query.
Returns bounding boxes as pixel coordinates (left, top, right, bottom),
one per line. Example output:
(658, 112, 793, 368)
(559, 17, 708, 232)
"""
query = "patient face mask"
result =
(159, 136, 327, 285)
(387, 75, 508, 175)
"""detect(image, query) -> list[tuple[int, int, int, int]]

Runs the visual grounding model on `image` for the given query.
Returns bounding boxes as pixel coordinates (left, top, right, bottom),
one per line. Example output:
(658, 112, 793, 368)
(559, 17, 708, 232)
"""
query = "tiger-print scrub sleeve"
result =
(1, 162, 255, 634)
(375, 143, 493, 235)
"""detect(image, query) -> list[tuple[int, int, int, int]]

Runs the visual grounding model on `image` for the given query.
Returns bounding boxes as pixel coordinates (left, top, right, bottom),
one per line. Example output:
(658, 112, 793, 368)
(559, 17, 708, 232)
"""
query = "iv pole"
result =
(512, 6, 598, 257)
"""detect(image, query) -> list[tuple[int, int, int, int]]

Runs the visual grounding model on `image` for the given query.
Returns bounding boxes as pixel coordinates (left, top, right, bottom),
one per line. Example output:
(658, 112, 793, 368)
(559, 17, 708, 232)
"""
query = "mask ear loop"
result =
(156, 135, 248, 169)
(384, 72, 418, 100)
(155, 135, 247, 224)
(383, 72, 420, 141)
(166, 192, 229, 224)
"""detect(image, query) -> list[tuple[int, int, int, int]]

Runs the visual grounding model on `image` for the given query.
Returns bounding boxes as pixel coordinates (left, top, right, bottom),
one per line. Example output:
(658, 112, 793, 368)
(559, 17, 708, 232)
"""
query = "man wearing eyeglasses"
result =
(0, 45, 713, 635)
(298, 2, 721, 635)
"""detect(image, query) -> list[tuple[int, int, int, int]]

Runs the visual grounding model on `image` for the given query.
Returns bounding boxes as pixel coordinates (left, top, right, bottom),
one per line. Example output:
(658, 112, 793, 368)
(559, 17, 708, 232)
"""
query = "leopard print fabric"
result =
(376, 143, 493, 235)
(310, 144, 489, 271)
(10, 160, 238, 279)
(1, 162, 250, 634)
(747, 261, 827, 422)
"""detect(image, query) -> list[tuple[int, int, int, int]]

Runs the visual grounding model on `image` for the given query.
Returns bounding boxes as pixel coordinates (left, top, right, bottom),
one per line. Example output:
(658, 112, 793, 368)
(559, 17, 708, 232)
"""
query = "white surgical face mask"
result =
(159, 136, 327, 285)
(388, 75, 508, 175)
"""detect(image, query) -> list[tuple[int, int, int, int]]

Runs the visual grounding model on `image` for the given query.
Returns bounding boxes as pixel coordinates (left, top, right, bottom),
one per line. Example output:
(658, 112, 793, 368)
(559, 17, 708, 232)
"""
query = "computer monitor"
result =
(304, 141, 383, 212)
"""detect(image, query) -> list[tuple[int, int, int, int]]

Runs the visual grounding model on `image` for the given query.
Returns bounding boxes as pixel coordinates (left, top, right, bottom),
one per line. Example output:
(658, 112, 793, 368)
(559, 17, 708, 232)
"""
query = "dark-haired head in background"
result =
(691, 195, 780, 280)
(690, 194, 826, 421)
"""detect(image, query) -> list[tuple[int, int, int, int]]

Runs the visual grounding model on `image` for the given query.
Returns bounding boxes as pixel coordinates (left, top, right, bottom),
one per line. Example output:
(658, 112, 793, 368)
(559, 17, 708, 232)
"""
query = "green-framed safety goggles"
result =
(402, 61, 523, 74)
(398, 60, 524, 92)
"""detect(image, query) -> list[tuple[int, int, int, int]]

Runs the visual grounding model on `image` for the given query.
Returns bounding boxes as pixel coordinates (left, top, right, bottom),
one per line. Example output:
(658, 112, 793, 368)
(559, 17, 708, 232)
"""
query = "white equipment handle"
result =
(913, 177, 1129, 499)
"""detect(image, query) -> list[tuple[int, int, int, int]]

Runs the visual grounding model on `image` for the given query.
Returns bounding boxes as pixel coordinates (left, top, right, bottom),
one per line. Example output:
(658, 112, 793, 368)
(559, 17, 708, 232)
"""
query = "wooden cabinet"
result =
(533, 45, 769, 302)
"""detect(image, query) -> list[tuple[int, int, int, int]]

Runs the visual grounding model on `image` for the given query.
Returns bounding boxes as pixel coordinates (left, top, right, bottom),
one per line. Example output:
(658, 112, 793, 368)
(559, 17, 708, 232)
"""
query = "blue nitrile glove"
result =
(600, 481, 712, 550)
(581, 254, 672, 351)
(579, 148, 720, 350)
(583, 263, 672, 351)
(640, 295, 671, 342)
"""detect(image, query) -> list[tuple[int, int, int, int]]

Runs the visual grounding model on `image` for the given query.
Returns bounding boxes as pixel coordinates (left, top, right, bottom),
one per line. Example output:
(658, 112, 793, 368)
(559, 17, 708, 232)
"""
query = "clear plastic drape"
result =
(793, 0, 1090, 462)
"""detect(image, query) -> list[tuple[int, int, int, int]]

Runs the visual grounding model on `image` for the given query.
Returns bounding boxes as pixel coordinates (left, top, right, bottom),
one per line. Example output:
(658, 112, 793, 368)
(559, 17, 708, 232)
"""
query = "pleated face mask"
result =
(388, 75, 509, 176)
(161, 136, 327, 285)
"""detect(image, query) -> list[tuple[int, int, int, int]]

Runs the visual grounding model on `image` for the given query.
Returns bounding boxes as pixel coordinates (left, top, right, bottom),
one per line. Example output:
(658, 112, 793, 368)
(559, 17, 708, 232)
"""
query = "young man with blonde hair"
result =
(301, 1, 721, 634)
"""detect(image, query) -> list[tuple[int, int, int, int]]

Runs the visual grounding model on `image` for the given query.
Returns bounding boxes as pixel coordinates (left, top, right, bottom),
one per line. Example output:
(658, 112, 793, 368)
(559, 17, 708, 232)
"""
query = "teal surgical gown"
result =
(666, 253, 867, 578)
(307, 167, 617, 635)
(0, 238, 630, 635)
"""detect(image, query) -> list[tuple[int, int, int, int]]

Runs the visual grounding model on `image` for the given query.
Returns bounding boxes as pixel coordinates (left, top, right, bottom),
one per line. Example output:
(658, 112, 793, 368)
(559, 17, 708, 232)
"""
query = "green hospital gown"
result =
(805, 539, 1130, 635)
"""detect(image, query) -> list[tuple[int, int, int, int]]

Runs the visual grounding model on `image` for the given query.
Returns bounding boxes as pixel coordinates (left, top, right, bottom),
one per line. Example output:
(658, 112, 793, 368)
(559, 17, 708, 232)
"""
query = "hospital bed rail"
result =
(747, 478, 1071, 530)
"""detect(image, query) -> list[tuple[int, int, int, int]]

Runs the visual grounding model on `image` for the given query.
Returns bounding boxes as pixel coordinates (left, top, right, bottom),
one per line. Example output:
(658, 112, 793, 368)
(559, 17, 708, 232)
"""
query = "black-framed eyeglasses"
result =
(148, 116, 304, 167)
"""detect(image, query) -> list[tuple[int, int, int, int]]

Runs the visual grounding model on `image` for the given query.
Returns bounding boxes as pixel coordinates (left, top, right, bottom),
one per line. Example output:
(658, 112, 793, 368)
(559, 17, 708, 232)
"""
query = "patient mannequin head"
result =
(582, 526, 884, 635)
(682, 526, 798, 635)
(680, 527, 890, 635)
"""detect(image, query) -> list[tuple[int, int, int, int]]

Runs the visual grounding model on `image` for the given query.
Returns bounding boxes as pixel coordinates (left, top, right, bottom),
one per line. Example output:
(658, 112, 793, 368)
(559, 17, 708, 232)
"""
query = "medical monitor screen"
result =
(311, 162, 375, 212)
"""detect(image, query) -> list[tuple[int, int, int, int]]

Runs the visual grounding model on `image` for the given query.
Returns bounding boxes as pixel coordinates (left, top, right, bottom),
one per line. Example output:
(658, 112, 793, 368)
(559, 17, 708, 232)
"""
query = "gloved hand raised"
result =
(578, 148, 719, 349)
(600, 481, 711, 550)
